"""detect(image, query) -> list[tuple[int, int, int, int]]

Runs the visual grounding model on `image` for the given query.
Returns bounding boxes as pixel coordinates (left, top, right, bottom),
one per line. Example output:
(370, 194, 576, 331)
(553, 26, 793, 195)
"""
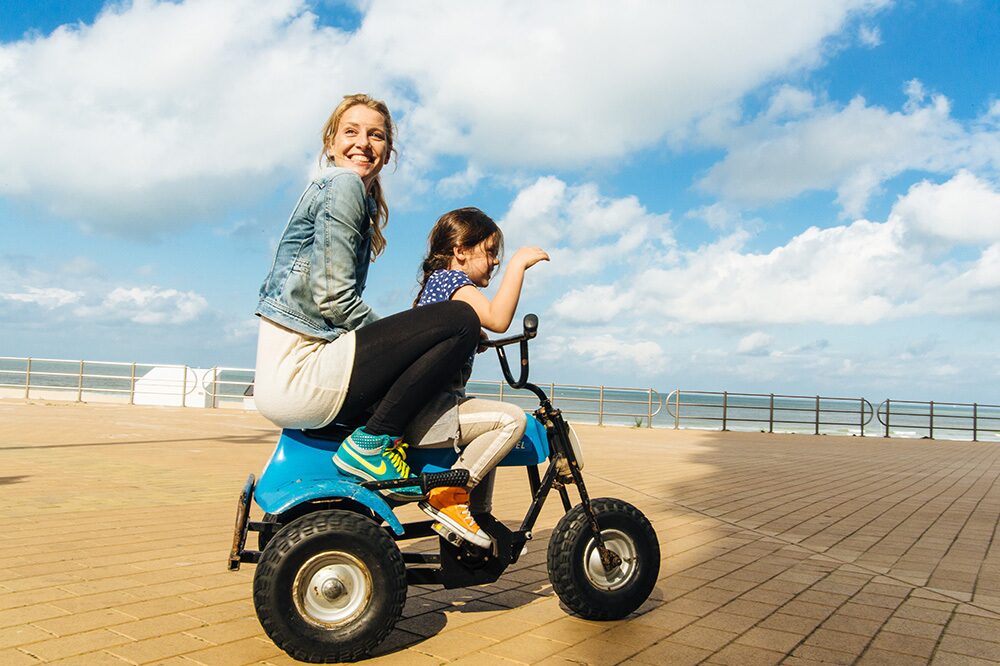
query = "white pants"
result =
(415, 398, 526, 514)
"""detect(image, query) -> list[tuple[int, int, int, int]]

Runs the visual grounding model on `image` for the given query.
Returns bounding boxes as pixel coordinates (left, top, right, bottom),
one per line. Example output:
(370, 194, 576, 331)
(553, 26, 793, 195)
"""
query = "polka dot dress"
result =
(417, 269, 474, 307)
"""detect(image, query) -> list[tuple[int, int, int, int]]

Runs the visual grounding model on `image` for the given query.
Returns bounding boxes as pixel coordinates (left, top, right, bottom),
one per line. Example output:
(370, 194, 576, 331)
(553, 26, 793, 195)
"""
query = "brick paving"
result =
(2, 400, 1000, 664)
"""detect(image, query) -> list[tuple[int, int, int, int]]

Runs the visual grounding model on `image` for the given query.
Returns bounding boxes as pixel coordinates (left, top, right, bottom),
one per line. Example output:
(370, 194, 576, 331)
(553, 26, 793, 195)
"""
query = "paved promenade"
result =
(2, 400, 1000, 665)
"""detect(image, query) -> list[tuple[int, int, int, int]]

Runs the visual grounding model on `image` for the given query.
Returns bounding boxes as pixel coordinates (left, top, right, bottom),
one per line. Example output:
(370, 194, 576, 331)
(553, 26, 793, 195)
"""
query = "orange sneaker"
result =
(419, 487, 492, 548)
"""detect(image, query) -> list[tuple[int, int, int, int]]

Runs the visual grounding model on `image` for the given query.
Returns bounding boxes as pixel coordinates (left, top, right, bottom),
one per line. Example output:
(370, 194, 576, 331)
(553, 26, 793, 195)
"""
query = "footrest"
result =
(361, 469, 470, 494)
(422, 469, 470, 489)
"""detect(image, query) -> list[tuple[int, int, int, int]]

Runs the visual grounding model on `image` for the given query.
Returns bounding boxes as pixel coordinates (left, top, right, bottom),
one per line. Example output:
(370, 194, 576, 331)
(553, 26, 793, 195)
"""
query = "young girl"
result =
(407, 207, 548, 548)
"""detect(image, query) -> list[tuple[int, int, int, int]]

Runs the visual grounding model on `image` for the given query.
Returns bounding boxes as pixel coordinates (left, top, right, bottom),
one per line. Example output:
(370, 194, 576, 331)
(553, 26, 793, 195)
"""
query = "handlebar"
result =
(481, 314, 538, 389)
(479, 313, 538, 349)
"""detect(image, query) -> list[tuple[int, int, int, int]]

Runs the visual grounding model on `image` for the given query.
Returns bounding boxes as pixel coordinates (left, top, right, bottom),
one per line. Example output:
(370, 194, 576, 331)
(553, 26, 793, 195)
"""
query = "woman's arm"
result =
(452, 247, 548, 332)
(311, 173, 379, 330)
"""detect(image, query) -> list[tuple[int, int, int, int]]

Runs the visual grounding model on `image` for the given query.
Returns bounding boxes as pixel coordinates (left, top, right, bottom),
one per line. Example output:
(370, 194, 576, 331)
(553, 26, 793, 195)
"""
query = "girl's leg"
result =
(453, 398, 527, 487)
(338, 300, 479, 436)
(469, 471, 496, 515)
(419, 399, 526, 545)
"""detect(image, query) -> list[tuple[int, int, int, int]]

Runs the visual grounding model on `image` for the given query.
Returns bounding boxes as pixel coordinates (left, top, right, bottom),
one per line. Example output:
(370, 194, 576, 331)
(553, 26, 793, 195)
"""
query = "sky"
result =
(1, 0, 999, 403)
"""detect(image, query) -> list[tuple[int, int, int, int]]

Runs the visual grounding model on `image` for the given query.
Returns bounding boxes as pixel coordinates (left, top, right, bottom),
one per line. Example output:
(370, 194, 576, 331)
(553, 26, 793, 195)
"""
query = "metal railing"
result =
(0, 356, 194, 404)
(468, 380, 663, 427)
(0, 356, 661, 426)
(6, 355, 999, 440)
(665, 390, 875, 436)
(877, 399, 1000, 441)
(202, 367, 256, 407)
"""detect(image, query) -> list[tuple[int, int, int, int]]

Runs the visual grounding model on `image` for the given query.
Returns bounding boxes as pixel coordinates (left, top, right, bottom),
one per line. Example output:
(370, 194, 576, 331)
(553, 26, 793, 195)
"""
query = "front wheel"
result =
(547, 498, 660, 620)
(253, 510, 406, 663)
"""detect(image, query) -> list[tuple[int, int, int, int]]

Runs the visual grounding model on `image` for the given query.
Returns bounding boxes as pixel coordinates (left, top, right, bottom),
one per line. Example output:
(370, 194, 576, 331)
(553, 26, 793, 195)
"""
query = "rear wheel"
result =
(253, 510, 406, 662)
(547, 498, 659, 620)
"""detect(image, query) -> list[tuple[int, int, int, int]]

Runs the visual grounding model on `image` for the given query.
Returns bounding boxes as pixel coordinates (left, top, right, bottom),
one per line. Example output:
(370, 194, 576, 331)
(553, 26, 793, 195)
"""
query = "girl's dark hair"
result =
(414, 207, 503, 306)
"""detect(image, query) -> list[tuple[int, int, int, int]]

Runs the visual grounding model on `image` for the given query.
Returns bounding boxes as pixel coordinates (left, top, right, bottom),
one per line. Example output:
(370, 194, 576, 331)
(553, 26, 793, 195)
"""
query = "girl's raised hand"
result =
(511, 247, 550, 270)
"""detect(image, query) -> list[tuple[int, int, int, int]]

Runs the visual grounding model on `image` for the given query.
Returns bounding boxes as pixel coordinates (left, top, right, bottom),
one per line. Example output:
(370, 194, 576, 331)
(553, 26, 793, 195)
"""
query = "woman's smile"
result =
(329, 105, 388, 187)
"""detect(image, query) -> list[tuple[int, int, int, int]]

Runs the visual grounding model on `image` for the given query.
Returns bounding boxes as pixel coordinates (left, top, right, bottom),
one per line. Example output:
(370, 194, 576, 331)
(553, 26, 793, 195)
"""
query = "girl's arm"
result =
(452, 247, 548, 332)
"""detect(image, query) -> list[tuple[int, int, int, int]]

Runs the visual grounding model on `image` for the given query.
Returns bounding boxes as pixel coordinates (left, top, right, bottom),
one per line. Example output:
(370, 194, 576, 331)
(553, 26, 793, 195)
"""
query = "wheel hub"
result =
(320, 577, 347, 601)
(293, 551, 372, 627)
(583, 529, 637, 591)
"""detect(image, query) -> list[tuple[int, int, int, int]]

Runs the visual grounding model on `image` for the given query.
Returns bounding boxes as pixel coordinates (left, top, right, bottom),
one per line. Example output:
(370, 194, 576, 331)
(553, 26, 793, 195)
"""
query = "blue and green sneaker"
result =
(332, 427, 423, 501)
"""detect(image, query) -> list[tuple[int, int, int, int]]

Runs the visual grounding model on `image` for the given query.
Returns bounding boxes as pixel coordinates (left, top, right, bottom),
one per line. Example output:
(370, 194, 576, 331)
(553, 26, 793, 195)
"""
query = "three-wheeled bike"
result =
(229, 314, 660, 662)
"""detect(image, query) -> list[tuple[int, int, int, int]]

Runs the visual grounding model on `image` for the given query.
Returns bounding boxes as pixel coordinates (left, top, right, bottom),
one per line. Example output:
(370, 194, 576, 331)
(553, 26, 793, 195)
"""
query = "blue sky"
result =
(2, 0, 999, 403)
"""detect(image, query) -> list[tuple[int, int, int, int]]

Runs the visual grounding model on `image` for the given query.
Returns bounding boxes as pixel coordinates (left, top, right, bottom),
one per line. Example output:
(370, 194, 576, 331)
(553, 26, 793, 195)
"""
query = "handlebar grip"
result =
(523, 313, 538, 337)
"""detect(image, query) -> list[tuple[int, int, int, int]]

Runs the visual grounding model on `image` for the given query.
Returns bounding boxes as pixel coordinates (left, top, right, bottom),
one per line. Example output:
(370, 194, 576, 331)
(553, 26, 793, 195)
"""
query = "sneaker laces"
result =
(456, 502, 480, 531)
(383, 441, 411, 477)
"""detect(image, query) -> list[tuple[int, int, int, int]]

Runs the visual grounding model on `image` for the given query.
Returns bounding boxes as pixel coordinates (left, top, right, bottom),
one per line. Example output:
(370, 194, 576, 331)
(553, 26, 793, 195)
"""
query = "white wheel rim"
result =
(292, 551, 372, 627)
(583, 529, 638, 591)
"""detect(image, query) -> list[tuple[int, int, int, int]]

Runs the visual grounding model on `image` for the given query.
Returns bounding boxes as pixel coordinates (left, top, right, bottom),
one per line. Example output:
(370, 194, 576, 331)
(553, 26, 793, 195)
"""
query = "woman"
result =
(254, 94, 480, 502)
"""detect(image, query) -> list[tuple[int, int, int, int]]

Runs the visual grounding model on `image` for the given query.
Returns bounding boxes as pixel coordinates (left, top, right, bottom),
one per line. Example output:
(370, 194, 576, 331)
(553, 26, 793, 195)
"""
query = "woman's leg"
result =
(338, 300, 479, 436)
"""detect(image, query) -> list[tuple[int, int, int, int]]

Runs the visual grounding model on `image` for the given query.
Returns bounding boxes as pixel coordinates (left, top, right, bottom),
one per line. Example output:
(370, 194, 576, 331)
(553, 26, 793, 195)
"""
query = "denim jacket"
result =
(256, 167, 379, 340)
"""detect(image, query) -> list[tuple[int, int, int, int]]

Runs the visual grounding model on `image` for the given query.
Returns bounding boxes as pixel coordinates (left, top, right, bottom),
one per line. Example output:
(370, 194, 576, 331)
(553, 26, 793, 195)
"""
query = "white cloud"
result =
(362, 0, 889, 167)
(436, 164, 484, 199)
(858, 24, 882, 47)
(699, 82, 1000, 217)
(554, 171, 1000, 328)
(543, 334, 667, 376)
(0, 0, 891, 233)
(87, 287, 209, 325)
(67, 287, 208, 325)
(499, 176, 674, 280)
(890, 170, 1000, 244)
(738, 332, 774, 355)
(765, 85, 818, 120)
(685, 202, 762, 231)
(0, 287, 82, 308)
(0, 0, 373, 233)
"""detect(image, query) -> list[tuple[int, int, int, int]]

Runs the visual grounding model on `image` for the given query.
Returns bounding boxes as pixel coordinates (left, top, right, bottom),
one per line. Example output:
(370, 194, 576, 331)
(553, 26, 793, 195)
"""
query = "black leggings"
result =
(336, 300, 479, 436)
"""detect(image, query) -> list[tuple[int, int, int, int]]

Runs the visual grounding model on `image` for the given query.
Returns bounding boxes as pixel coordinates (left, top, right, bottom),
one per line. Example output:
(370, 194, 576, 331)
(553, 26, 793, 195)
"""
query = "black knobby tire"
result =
(547, 498, 660, 620)
(253, 510, 406, 663)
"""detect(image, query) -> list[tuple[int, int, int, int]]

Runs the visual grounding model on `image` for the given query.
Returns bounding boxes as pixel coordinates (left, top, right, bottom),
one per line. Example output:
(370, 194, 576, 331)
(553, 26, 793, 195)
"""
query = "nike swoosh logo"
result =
(344, 446, 386, 475)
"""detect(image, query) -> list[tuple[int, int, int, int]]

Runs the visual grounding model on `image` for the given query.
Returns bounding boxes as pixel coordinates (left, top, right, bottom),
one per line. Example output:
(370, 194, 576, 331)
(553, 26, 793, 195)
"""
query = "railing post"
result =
(860, 398, 865, 437)
(973, 403, 978, 442)
(24, 357, 32, 399)
(77, 360, 85, 402)
(815, 395, 820, 435)
(211, 367, 219, 409)
(674, 390, 680, 430)
(885, 399, 891, 438)
(181, 366, 188, 408)
(129, 362, 136, 405)
(929, 400, 934, 439)
(499, 380, 504, 402)
(647, 388, 653, 428)
(722, 391, 728, 431)
(769, 393, 774, 433)
(598, 386, 604, 426)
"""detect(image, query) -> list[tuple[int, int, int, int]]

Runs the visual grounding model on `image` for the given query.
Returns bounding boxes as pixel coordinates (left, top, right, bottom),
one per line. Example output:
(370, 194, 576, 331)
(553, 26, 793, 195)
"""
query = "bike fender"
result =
(254, 478, 404, 535)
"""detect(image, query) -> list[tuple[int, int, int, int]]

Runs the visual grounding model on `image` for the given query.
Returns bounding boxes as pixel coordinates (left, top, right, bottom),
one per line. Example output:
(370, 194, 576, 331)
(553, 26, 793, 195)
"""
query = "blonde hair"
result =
(321, 93, 397, 258)
(414, 207, 503, 306)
